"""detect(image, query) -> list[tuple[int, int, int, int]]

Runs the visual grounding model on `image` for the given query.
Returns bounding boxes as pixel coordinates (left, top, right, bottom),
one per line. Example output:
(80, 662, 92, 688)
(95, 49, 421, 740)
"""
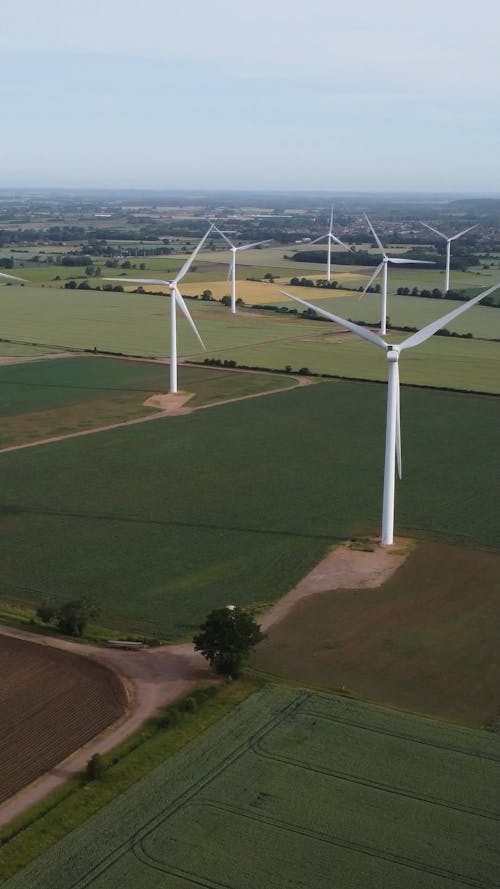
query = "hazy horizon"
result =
(1, 0, 498, 192)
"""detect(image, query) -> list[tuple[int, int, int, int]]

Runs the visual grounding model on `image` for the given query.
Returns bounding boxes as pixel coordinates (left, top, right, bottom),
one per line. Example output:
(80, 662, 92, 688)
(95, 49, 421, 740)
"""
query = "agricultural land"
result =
(0, 381, 498, 640)
(253, 542, 500, 725)
(0, 357, 296, 448)
(0, 192, 499, 888)
(1, 285, 500, 393)
(0, 634, 126, 804)
(4, 685, 499, 889)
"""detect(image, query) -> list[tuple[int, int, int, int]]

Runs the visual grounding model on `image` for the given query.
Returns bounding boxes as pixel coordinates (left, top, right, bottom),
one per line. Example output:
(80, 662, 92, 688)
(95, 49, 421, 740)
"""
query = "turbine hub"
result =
(386, 346, 400, 362)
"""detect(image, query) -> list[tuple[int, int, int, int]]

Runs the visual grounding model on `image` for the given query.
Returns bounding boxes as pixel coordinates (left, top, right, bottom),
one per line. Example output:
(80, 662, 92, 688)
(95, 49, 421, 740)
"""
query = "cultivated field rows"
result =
(0, 636, 126, 804)
(5, 686, 498, 889)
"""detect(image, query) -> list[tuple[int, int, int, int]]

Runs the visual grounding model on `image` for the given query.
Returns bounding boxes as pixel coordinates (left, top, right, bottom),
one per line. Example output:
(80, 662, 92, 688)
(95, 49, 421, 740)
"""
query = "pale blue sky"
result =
(1, 0, 499, 191)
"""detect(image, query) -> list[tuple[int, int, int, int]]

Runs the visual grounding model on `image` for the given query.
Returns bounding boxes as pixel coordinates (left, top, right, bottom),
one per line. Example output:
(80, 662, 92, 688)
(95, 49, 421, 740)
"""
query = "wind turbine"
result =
(280, 281, 500, 546)
(421, 222, 478, 293)
(103, 225, 213, 394)
(211, 225, 270, 313)
(309, 206, 351, 283)
(363, 215, 434, 336)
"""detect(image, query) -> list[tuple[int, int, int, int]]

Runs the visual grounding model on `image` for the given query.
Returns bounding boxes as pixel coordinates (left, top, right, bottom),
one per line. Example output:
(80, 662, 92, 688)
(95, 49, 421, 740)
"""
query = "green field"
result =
(253, 542, 500, 725)
(5, 685, 499, 889)
(0, 358, 295, 448)
(205, 333, 500, 393)
(1, 285, 499, 393)
(0, 285, 305, 358)
(0, 382, 498, 638)
(278, 291, 500, 339)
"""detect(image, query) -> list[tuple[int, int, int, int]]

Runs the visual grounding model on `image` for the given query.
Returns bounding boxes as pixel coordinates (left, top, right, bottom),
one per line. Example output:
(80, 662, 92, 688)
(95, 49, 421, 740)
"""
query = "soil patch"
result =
(0, 635, 127, 805)
(253, 542, 500, 725)
(143, 391, 194, 412)
(260, 538, 408, 632)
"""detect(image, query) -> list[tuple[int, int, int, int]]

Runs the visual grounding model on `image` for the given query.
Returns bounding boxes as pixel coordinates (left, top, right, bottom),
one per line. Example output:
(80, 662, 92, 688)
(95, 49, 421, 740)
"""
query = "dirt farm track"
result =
(0, 541, 408, 824)
(0, 635, 126, 805)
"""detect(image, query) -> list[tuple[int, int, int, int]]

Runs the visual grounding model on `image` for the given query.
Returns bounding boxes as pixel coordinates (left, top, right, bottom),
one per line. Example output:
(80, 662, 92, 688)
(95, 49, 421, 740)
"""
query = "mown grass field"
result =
(0, 382, 497, 639)
(1, 284, 499, 392)
(0, 357, 295, 447)
(5, 685, 499, 889)
(253, 542, 500, 725)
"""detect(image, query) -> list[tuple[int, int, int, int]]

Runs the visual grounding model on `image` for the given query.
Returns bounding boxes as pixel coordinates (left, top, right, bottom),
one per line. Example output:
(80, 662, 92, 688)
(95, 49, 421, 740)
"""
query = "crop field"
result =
(253, 542, 500, 725)
(271, 291, 500, 340)
(205, 333, 500, 393)
(10, 239, 499, 296)
(0, 634, 126, 804)
(5, 685, 499, 889)
(0, 357, 295, 448)
(0, 382, 497, 639)
(0, 285, 308, 358)
(1, 284, 499, 393)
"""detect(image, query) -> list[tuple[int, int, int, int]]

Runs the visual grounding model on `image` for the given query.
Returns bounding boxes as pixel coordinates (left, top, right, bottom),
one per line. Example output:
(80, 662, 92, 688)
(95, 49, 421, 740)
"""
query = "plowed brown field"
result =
(0, 635, 127, 804)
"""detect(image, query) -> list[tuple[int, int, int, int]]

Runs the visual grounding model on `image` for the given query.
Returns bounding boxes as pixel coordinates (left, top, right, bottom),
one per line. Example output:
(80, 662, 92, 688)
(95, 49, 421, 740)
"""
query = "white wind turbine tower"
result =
(211, 225, 270, 313)
(309, 206, 351, 283)
(103, 225, 213, 394)
(421, 222, 478, 293)
(363, 215, 434, 336)
(281, 281, 499, 546)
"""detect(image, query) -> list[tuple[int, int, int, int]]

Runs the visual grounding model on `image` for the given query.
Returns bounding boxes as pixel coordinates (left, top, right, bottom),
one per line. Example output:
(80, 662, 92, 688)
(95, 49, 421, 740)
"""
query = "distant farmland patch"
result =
(252, 542, 500, 725)
(5, 685, 499, 889)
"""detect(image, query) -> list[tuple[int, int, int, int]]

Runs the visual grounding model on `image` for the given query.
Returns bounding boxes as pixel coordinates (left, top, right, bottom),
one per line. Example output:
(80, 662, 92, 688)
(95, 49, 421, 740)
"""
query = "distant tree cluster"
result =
(36, 596, 101, 637)
(290, 277, 380, 293)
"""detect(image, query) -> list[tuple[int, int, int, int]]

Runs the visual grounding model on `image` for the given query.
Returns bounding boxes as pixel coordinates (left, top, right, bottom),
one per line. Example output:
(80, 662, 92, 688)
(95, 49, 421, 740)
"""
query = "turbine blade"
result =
(449, 224, 478, 241)
(421, 222, 447, 240)
(237, 239, 271, 251)
(387, 257, 435, 265)
(227, 260, 232, 281)
(329, 234, 352, 251)
(280, 290, 387, 348)
(364, 214, 385, 255)
(399, 283, 500, 351)
(309, 233, 328, 245)
(395, 362, 402, 480)
(173, 285, 206, 349)
(211, 224, 234, 248)
(359, 262, 384, 299)
(0, 271, 26, 282)
(102, 277, 169, 285)
(173, 224, 214, 284)
(329, 205, 334, 233)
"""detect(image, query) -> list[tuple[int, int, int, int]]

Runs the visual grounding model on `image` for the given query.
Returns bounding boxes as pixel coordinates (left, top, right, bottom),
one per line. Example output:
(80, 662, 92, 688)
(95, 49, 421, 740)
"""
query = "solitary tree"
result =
(193, 607, 265, 678)
(56, 596, 100, 637)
